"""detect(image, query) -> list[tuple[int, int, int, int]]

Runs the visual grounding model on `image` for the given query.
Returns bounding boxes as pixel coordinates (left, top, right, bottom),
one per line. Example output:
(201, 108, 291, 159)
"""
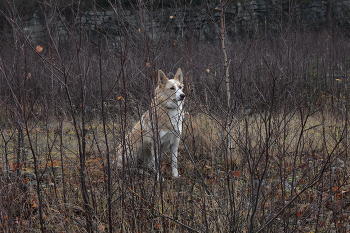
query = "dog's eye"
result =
(170, 87, 175, 90)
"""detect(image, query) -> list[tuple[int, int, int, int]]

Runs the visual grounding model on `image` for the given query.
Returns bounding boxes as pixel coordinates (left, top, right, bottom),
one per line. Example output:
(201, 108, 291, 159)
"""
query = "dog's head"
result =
(156, 68, 185, 108)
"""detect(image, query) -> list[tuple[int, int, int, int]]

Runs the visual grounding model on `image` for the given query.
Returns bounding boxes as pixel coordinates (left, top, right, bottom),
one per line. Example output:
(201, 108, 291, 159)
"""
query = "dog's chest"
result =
(167, 108, 183, 133)
(159, 108, 183, 149)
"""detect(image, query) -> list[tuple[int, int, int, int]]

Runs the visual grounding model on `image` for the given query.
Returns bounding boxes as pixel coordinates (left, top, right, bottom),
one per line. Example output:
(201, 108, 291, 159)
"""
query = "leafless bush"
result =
(0, 0, 350, 232)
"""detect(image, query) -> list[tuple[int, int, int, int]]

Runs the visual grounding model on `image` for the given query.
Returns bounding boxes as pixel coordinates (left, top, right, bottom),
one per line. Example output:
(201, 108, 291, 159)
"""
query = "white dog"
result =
(116, 68, 185, 178)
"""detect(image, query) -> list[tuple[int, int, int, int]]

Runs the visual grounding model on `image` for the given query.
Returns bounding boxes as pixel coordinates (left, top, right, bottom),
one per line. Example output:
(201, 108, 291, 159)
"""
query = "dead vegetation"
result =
(0, 0, 350, 232)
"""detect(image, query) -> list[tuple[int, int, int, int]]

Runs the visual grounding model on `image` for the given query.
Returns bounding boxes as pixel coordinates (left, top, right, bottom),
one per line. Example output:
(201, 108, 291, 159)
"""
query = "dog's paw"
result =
(172, 172, 181, 178)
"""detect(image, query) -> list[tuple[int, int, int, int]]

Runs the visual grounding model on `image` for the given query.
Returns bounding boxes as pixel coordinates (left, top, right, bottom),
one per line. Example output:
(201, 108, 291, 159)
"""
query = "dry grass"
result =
(1, 108, 349, 232)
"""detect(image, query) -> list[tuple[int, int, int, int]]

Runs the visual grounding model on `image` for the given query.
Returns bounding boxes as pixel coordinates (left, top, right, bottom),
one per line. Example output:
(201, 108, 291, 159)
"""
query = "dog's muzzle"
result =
(179, 93, 185, 101)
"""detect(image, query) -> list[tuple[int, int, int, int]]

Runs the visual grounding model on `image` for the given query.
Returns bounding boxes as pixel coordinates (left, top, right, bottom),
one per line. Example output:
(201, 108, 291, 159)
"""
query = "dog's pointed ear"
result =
(158, 70, 168, 87)
(174, 68, 183, 83)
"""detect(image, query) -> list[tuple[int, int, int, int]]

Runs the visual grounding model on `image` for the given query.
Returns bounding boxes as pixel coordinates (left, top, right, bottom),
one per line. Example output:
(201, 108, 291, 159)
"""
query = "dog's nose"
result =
(180, 93, 185, 99)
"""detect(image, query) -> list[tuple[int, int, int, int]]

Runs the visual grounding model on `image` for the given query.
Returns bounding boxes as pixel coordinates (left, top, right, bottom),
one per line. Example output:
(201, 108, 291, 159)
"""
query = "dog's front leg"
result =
(150, 142, 161, 181)
(170, 138, 180, 178)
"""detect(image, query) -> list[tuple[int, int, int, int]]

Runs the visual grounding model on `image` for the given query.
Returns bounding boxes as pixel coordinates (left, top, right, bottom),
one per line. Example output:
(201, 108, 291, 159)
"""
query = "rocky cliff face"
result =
(19, 0, 350, 43)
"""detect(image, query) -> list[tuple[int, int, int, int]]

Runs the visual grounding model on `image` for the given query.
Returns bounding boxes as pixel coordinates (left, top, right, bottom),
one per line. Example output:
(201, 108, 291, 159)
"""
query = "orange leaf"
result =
(161, 165, 166, 172)
(32, 203, 37, 208)
(146, 63, 151, 67)
(297, 211, 302, 218)
(233, 171, 240, 178)
(4, 215, 7, 220)
(332, 187, 338, 192)
(336, 193, 341, 200)
(117, 96, 122, 100)
(155, 223, 162, 229)
(169, 16, 173, 19)
(36, 45, 43, 53)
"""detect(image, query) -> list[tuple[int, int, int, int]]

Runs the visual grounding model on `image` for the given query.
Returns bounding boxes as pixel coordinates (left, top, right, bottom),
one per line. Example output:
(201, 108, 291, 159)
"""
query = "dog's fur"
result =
(116, 68, 185, 178)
